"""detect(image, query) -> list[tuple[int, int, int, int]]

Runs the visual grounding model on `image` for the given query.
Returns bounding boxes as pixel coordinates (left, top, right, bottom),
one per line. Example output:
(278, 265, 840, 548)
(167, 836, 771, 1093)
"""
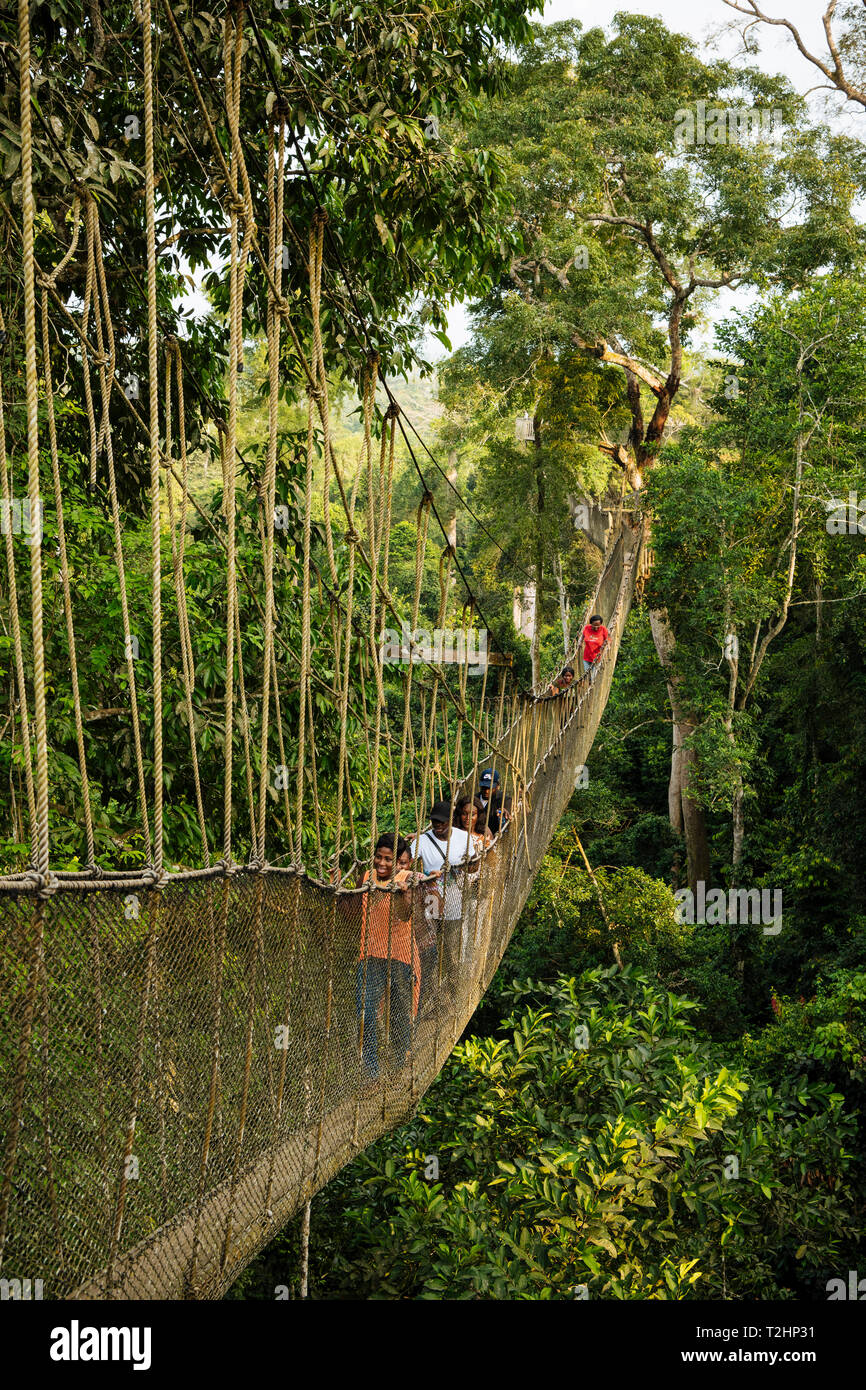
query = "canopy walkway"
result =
(0, 522, 641, 1300)
(0, 2, 645, 1300)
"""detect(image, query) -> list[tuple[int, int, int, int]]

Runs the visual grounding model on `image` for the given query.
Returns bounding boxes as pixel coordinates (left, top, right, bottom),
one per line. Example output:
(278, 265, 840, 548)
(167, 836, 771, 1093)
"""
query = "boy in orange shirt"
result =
(353, 833, 419, 1084)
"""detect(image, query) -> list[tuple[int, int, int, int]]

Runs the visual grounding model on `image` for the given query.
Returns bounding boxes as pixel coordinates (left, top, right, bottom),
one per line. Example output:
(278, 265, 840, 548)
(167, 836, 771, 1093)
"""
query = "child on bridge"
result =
(348, 833, 419, 1087)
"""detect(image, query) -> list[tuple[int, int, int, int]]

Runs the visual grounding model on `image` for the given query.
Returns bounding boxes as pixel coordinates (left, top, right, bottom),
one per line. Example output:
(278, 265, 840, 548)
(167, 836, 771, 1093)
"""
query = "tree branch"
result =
(722, 0, 866, 109)
(587, 214, 683, 295)
(572, 332, 664, 396)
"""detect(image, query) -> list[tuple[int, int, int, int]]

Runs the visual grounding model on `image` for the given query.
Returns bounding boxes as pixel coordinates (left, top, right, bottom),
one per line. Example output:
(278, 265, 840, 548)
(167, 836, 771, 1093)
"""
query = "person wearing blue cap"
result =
(478, 768, 502, 837)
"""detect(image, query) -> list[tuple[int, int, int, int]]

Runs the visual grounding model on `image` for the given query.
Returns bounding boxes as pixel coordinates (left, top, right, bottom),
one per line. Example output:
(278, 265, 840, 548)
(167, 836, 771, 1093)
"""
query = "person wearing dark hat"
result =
(477, 768, 502, 837)
(410, 799, 478, 1015)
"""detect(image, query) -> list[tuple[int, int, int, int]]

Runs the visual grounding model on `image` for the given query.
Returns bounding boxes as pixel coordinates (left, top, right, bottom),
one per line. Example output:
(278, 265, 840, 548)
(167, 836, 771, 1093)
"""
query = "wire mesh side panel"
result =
(0, 535, 641, 1300)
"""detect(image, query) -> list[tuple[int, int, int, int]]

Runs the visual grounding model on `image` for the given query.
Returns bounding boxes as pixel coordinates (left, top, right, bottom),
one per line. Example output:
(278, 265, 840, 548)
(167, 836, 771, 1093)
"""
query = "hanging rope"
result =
(41, 257, 96, 869)
(0, 304, 37, 863)
(17, 0, 49, 880)
(88, 196, 153, 864)
(295, 386, 314, 863)
(142, 0, 164, 874)
(257, 106, 288, 862)
(220, 4, 249, 869)
(165, 341, 210, 866)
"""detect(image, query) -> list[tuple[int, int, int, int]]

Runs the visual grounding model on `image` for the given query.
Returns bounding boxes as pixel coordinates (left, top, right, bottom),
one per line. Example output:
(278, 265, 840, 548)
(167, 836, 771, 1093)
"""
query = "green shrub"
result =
(295, 966, 857, 1300)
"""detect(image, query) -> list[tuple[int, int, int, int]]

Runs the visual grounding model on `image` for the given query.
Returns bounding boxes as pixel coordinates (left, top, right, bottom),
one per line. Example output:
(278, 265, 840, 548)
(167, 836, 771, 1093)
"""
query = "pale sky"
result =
(432, 0, 863, 359)
(542, 0, 839, 87)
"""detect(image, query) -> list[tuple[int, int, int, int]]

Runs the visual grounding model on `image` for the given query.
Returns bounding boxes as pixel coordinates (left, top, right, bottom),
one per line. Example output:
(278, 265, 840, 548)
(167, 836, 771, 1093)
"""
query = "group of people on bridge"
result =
(342, 613, 609, 1088)
(341, 768, 512, 1087)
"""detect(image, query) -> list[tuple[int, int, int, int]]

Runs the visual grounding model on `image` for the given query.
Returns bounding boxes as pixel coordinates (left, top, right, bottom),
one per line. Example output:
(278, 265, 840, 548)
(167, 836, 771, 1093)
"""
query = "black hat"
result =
(430, 800, 453, 822)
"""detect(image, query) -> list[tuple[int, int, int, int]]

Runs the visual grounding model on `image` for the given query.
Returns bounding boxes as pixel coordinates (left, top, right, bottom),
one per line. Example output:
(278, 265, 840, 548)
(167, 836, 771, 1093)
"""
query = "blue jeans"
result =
(356, 958, 413, 1080)
(582, 658, 593, 674)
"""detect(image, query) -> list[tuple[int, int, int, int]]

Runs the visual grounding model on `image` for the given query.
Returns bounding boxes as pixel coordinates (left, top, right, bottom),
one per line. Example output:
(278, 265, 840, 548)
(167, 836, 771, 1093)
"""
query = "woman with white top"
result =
(409, 799, 479, 1014)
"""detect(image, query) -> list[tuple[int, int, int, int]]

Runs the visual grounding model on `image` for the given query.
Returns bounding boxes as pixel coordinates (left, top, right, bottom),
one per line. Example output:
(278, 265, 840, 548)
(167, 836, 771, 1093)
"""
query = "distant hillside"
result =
(338, 369, 443, 437)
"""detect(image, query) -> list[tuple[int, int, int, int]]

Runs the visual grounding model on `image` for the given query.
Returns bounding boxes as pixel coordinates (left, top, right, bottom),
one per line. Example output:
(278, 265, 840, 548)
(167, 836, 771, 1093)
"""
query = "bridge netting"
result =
(0, 524, 640, 1299)
(0, 0, 645, 1298)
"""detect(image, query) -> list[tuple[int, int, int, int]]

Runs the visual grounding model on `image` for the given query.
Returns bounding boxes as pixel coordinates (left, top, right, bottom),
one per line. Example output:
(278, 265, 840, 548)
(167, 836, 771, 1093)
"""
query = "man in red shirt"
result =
(582, 613, 609, 678)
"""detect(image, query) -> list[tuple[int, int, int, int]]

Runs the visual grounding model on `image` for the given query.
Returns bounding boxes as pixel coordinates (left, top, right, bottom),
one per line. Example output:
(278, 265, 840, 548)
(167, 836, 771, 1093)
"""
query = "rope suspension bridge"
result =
(0, 1, 645, 1299)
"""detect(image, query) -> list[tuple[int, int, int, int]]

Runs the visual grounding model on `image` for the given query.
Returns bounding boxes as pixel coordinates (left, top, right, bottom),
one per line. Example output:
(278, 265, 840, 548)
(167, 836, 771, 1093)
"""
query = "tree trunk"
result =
(446, 449, 458, 553)
(530, 416, 544, 688)
(726, 714, 746, 979)
(553, 552, 570, 655)
(530, 571, 542, 689)
(649, 609, 711, 893)
(513, 583, 535, 647)
(668, 716, 684, 834)
(731, 776, 745, 884)
(679, 721, 711, 894)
